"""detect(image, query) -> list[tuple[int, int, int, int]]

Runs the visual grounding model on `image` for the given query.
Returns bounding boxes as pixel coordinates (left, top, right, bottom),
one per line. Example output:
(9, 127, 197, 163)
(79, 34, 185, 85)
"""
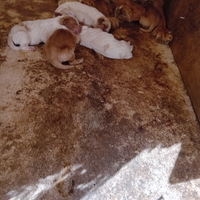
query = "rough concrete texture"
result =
(1, 0, 200, 200)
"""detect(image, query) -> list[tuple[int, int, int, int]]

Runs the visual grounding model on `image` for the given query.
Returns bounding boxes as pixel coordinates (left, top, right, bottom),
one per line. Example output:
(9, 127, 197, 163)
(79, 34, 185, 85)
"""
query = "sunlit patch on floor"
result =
(7, 144, 197, 200)
(80, 143, 200, 200)
(7, 164, 83, 200)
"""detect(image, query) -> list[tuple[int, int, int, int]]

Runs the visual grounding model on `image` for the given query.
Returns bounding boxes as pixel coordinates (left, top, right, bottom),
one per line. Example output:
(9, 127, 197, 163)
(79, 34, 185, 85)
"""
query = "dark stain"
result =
(39, 86, 52, 104)
(0, 54, 6, 65)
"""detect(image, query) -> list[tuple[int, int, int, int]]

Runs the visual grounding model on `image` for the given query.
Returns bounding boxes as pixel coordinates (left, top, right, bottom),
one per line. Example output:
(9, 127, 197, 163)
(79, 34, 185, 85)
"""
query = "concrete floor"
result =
(1, 0, 200, 200)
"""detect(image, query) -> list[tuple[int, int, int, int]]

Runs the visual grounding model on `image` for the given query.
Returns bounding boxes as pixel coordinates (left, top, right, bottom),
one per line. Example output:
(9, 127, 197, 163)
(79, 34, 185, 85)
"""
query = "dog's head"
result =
(59, 15, 82, 35)
(115, 4, 145, 22)
(95, 17, 111, 32)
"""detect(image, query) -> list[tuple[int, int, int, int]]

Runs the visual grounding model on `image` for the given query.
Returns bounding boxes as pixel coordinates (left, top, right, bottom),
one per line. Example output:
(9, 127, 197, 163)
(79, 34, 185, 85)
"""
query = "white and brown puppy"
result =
(43, 29, 83, 70)
(54, 1, 111, 32)
(80, 26, 133, 59)
(7, 14, 81, 51)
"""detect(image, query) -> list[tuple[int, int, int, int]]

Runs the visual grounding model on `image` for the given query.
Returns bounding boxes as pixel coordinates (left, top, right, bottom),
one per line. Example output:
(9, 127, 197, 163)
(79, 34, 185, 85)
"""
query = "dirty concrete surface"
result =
(1, 0, 200, 200)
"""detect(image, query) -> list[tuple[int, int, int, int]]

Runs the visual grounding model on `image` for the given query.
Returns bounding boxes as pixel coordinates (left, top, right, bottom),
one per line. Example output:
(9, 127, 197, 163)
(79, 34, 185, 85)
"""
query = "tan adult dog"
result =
(43, 29, 83, 70)
(7, 14, 79, 51)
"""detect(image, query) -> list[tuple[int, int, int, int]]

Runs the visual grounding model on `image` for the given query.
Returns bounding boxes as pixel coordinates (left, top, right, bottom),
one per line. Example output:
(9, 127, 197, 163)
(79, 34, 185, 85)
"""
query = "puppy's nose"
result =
(74, 25, 82, 35)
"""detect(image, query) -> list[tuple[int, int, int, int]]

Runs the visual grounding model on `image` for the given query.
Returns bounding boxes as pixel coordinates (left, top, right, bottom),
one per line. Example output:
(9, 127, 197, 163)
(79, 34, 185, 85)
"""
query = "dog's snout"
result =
(74, 25, 82, 35)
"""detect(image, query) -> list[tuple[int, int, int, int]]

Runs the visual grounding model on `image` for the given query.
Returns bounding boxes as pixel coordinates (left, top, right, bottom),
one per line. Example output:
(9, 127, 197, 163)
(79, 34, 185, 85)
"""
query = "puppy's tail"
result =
(108, 17, 119, 29)
(7, 34, 20, 50)
(51, 58, 84, 70)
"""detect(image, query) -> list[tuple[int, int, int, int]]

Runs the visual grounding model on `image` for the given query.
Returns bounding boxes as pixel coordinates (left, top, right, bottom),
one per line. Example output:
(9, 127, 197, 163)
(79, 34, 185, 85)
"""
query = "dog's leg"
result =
(51, 58, 83, 70)
(151, 0, 173, 44)
(51, 59, 75, 69)
(69, 58, 84, 65)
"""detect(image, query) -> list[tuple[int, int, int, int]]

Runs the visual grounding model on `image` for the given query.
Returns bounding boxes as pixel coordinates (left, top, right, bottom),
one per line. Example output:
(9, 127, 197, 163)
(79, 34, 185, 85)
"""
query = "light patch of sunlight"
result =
(81, 143, 186, 200)
(80, 169, 87, 175)
(7, 144, 200, 200)
(7, 164, 83, 200)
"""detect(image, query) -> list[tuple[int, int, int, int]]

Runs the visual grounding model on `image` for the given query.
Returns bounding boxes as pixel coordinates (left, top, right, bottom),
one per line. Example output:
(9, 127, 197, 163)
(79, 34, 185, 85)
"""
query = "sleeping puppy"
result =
(114, 0, 146, 21)
(43, 29, 83, 70)
(54, 1, 111, 32)
(115, 2, 160, 33)
(115, 2, 145, 22)
(80, 25, 133, 59)
(7, 14, 81, 51)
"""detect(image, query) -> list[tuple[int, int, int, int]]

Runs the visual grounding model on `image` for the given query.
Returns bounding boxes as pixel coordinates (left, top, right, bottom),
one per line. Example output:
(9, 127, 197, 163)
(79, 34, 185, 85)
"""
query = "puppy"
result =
(114, 0, 145, 21)
(115, 3, 159, 33)
(115, 2, 145, 22)
(43, 29, 83, 70)
(54, 1, 111, 32)
(80, 25, 133, 59)
(8, 14, 81, 51)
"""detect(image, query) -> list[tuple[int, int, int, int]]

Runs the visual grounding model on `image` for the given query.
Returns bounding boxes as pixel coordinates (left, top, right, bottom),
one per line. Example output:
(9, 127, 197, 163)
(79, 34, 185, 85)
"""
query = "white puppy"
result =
(54, 2, 111, 32)
(7, 14, 79, 51)
(80, 26, 133, 59)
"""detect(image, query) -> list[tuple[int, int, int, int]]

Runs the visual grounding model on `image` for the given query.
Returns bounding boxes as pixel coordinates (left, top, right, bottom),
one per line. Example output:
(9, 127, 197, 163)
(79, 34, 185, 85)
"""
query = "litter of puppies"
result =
(7, 1, 172, 69)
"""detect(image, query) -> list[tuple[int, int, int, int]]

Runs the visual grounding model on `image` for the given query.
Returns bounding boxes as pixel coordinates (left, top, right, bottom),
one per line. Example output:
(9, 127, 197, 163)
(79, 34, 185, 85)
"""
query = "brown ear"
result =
(54, 12, 62, 17)
(98, 17, 105, 25)
(63, 18, 69, 27)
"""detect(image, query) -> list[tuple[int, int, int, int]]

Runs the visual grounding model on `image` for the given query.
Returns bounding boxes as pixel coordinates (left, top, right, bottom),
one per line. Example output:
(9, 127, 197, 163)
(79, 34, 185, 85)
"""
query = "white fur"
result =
(80, 26, 133, 59)
(7, 15, 72, 51)
(55, 2, 111, 32)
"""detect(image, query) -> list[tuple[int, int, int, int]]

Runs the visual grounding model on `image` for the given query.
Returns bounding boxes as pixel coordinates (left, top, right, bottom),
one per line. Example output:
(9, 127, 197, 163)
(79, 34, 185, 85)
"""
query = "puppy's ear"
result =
(63, 18, 70, 27)
(54, 12, 62, 17)
(96, 17, 109, 32)
(97, 17, 105, 25)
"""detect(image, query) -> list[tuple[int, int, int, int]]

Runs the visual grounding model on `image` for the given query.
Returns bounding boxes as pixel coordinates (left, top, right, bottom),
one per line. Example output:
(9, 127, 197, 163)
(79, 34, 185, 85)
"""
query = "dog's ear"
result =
(97, 17, 105, 25)
(63, 18, 70, 27)
(54, 12, 62, 17)
(96, 17, 109, 32)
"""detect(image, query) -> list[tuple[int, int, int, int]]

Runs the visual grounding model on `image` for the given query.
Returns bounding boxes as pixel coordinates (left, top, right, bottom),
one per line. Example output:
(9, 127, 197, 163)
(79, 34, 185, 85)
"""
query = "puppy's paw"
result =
(69, 58, 84, 65)
(152, 26, 173, 45)
(108, 17, 119, 29)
